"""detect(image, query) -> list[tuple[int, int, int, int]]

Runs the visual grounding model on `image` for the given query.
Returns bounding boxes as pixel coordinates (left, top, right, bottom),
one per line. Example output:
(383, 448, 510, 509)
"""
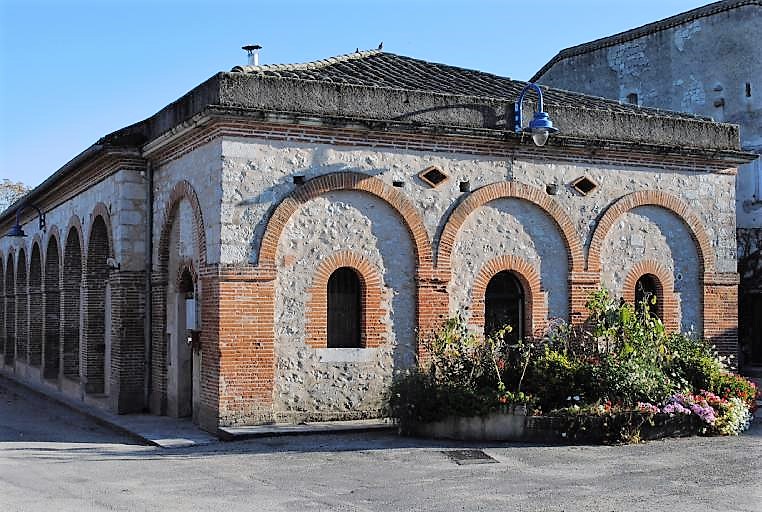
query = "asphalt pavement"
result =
(1, 376, 760, 512)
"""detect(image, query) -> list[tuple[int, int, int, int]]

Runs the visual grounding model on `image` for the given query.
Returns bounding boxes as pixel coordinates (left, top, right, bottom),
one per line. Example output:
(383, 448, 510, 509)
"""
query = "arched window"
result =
(485, 271, 524, 342)
(327, 267, 361, 348)
(635, 274, 659, 319)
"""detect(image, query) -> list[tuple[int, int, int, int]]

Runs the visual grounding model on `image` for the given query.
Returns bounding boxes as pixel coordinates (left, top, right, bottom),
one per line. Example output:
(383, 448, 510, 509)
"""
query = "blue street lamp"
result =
(514, 83, 559, 147)
(6, 201, 45, 238)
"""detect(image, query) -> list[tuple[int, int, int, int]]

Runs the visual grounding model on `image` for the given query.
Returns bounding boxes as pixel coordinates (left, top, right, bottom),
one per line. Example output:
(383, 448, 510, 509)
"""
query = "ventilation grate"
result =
(571, 176, 598, 195)
(443, 449, 499, 465)
(418, 166, 449, 188)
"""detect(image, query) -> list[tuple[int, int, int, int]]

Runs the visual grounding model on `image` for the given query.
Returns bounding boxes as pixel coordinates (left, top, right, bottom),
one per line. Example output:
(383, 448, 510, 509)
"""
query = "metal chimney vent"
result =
(242, 44, 262, 66)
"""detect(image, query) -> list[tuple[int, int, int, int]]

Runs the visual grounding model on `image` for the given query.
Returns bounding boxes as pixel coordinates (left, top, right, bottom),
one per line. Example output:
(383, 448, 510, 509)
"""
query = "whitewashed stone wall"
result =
(212, 137, 735, 420)
(599, 206, 702, 333)
(0, 168, 143, 270)
(449, 198, 569, 321)
(153, 140, 223, 266)
(273, 191, 415, 420)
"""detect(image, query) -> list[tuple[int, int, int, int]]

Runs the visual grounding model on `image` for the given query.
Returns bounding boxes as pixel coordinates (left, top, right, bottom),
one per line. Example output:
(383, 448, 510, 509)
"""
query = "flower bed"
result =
(388, 289, 758, 444)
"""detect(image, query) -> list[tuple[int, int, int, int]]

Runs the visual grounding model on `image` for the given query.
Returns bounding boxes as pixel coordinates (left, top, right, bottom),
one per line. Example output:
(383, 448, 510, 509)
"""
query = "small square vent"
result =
(418, 166, 449, 188)
(571, 176, 598, 196)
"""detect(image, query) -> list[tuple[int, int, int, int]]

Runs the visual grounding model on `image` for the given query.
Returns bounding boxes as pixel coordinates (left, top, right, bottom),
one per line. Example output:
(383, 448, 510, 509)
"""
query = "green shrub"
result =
(663, 333, 724, 392)
(583, 355, 674, 405)
(524, 347, 583, 410)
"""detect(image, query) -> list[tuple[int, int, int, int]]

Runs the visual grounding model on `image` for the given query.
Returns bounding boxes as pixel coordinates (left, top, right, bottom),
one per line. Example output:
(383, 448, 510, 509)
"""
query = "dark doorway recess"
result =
(327, 267, 361, 348)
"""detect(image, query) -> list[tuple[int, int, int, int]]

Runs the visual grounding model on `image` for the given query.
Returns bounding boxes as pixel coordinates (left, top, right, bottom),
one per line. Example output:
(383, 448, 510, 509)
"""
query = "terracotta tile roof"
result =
(231, 50, 705, 120)
(531, 0, 761, 82)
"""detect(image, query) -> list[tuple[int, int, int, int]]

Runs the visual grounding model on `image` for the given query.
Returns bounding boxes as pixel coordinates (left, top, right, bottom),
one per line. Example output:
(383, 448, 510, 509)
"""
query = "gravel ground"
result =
(1, 377, 760, 512)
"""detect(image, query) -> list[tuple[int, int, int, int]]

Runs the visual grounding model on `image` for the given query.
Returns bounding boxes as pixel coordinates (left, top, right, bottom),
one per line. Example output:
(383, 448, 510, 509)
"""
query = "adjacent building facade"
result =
(532, 0, 762, 370)
(0, 50, 754, 433)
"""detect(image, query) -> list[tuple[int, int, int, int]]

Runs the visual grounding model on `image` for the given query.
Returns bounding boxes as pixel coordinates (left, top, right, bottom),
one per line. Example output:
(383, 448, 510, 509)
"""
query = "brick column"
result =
(416, 268, 450, 365)
(108, 270, 145, 413)
(149, 273, 168, 415)
(81, 281, 106, 394)
(703, 272, 739, 367)
(198, 265, 277, 431)
(569, 271, 601, 327)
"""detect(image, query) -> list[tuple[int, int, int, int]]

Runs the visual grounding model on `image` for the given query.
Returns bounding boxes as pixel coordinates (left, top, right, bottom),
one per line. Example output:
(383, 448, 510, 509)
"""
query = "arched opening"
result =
(485, 271, 524, 342)
(28, 244, 43, 367)
(85, 216, 111, 395)
(166, 267, 196, 418)
(327, 267, 362, 348)
(635, 274, 660, 319)
(0, 257, 5, 360)
(16, 249, 28, 363)
(63, 228, 82, 381)
(44, 238, 61, 380)
(5, 256, 15, 365)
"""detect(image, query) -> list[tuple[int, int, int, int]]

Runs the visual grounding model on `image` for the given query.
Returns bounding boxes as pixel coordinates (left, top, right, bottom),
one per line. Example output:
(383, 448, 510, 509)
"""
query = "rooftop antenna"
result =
(242, 44, 262, 66)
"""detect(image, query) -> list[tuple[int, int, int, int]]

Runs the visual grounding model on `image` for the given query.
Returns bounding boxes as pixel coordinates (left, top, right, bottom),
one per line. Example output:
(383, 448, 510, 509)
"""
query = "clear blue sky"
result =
(1, 0, 709, 188)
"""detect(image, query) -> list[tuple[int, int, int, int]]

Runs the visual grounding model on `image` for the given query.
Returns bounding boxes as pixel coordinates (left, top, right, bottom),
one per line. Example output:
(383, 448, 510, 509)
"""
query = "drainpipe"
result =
(143, 161, 154, 411)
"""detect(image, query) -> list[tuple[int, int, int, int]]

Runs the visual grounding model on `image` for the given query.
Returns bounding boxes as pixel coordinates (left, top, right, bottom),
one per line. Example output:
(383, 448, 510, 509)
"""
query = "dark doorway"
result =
(327, 267, 361, 348)
(635, 274, 659, 319)
(750, 294, 762, 364)
(485, 271, 523, 342)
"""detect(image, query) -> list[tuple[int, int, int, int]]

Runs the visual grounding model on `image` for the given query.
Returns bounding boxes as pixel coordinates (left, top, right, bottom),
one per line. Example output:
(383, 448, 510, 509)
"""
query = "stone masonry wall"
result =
(0, 168, 147, 413)
(213, 135, 736, 423)
(272, 191, 416, 421)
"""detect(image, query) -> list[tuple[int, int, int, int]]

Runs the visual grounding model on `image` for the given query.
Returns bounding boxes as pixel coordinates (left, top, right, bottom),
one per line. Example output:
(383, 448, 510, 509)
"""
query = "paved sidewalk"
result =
(0, 373, 395, 446)
(0, 373, 216, 448)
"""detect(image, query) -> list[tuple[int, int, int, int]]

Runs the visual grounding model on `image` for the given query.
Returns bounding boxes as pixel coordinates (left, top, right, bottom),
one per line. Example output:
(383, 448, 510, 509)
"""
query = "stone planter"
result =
(407, 406, 563, 442)
(405, 410, 704, 444)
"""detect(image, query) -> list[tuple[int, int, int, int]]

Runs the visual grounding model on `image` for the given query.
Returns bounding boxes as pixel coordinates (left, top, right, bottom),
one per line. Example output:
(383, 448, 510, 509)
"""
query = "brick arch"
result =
(44, 233, 61, 380)
(305, 250, 385, 349)
(470, 255, 548, 338)
(157, 180, 208, 273)
(28, 241, 43, 367)
(152, 181, 206, 416)
(64, 215, 85, 261)
(83, 213, 112, 394)
(622, 260, 679, 332)
(4, 252, 15, 364)
(258, 172, 432, 269)
(0, 254, 4, 359)
(587, 190, 715, 274)
(174, 258, 198, 291)
(62, 223, 83, 380)
(44, 226, 61, 262)
(16, 247, 28, 363)
(437, 181, 584, 272)
(88, 204, 115, 260)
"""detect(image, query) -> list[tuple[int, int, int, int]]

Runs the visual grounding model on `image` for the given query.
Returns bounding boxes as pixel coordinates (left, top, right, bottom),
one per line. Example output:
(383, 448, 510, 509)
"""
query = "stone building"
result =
(0, 49, 754, 433)
(531, 0, 762, 371)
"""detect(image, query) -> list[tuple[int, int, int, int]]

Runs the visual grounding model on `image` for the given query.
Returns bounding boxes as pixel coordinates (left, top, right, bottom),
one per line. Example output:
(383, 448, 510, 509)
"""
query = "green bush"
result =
(524, 347, 583, 410)
(385, 289, 756, 441)
(663, 332, 725, 392)
(583, 355, 674, 405)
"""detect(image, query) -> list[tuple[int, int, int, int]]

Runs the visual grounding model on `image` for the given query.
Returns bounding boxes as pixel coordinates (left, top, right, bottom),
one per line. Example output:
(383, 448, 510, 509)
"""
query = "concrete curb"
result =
(218, 419, 396, 441)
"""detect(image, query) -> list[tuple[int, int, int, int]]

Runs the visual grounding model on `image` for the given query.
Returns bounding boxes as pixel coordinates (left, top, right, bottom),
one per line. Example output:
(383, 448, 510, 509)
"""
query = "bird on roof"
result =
(377, 42, 383, 50)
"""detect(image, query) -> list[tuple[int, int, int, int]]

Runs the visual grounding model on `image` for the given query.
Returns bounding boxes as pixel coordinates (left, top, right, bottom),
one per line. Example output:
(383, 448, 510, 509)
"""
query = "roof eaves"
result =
(531, 0, 761, 81)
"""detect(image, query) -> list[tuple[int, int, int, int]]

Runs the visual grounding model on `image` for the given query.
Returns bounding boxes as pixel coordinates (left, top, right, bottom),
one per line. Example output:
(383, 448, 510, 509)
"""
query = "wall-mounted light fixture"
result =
(514, 83, 559, 147)
(6, 201, 45, 238)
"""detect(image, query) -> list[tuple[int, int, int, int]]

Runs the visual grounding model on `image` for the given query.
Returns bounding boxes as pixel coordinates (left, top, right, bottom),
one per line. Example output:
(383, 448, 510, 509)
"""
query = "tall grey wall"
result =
(535, 3, 760, 229)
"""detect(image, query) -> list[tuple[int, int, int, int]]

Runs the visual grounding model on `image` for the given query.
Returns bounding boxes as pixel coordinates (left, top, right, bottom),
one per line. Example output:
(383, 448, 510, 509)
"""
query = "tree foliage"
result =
(0, 179, 30, 212)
